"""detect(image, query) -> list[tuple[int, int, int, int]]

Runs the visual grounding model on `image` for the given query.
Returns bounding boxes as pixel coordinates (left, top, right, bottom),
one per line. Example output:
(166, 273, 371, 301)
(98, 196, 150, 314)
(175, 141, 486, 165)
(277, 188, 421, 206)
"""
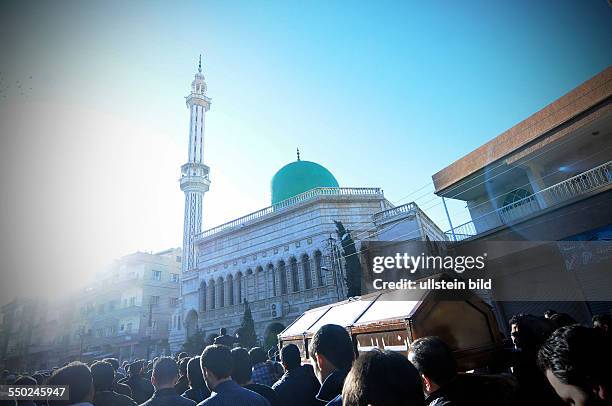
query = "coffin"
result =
(278, 274, 503, 371)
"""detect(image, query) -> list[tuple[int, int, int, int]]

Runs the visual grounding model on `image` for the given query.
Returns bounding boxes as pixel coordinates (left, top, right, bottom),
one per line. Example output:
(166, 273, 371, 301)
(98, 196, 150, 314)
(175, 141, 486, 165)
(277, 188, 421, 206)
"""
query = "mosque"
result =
(169, 60, 445, 351)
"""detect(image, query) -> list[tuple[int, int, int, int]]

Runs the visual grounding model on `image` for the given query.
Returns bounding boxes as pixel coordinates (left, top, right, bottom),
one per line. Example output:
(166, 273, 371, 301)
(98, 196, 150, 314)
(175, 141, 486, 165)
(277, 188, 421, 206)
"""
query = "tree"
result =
(236, 300, 257, 348)
(334, 220, 362, 297)
(181, 328, 206, 355)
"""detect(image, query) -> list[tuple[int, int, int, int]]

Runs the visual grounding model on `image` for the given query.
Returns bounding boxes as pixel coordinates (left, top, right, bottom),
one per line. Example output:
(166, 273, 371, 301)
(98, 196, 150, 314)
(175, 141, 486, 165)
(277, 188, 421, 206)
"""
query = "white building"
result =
(170, 60, 445, 352)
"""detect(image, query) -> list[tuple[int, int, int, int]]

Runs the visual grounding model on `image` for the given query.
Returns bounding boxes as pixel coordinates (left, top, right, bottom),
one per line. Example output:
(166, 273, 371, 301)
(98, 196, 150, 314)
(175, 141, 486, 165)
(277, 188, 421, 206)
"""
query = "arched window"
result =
(314, 251, 323, 286)
(236, 272, 243, 304)
(217, 277, 225, 308)
(290, 257, 299, 292)
(208, 279, 216, 310)
(267, 264, 276, 296)
(278, 261, 287, 295)
(227, 274, 234, 306)
(302, 254, 312, 290)
(199, 281, 207, 312)
(256, 266, 264, 300)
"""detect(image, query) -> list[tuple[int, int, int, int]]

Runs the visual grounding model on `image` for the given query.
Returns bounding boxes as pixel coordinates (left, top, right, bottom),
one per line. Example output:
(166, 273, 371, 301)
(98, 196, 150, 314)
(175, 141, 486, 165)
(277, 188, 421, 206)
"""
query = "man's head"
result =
(309, 324, 354, 384)
(544, 309, 558, 319)
(177, 352, 189, 360)
(342, 350, 424, 406)
(178, 357, 189, 378)
(408, 336, 457, 395)
(592, 314, 611, 337)
(47, 361, 93, 406)
(102, 358, 120, 372)
(280, 344, 301, 372)
(201, 345, 233, 391)
(219, 327, 227, 336)
(230, 348, 253, 385)
(151, 357, 179, 390)
(91, 361, 115, 392)
(549, 313, 578, 330)
(509, 313, 553, 351)
(128, 360, 144, 377)
(538, 325, 611, 406)
(186, 356, 206, 389)
(248, 347, 267, 365)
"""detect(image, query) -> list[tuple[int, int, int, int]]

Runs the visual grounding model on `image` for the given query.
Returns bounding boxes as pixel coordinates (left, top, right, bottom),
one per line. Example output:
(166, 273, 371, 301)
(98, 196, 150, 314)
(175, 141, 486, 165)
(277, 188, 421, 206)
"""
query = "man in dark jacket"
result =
(309, 324, 355, 405)
(140, 357, 195, 406)
(409, 336, 518, 406)
(175, 357, 190, 395)
(103, 357, 133, 398)
(91, 361, 137, 406)
(230, 347, 281, 406)
(272, 344, 321, 406)
(125, 360, 155, 404)
(213, 328, 237, 347)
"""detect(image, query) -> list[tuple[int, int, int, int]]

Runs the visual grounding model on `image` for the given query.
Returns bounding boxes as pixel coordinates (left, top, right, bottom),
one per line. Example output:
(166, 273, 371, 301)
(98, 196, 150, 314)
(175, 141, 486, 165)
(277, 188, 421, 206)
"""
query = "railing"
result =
(197, 187, 383, 239)
(373, 202, 416, 223)
(446, 160, 612, 241)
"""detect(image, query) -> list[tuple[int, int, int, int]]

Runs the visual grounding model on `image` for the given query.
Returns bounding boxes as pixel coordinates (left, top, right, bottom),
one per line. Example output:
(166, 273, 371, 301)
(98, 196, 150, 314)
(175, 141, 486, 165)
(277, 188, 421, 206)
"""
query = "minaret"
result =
(180, 55, 211, 273)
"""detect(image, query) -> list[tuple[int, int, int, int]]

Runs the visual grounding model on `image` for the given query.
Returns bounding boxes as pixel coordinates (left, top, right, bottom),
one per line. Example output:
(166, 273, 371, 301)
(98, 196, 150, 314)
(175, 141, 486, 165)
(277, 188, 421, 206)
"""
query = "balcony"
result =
(372, 202, 417, 225)
(446, 160, 612, 241)
(196, 187, 383, 239)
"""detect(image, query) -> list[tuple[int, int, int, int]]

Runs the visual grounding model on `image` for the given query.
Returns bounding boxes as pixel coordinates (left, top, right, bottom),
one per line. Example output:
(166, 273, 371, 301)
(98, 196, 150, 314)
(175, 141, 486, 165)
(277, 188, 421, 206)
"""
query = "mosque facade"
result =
(169, 62, 445, 352)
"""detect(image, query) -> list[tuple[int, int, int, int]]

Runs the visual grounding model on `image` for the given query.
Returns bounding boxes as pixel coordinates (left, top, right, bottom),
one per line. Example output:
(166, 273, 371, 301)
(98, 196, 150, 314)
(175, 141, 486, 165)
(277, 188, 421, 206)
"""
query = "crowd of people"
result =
(1, 313, 610, 406)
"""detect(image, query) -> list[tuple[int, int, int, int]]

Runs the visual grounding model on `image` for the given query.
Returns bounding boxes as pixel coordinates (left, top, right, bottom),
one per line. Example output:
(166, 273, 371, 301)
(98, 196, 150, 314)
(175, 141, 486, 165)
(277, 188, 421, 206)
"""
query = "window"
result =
(176, 256, 182, 262)
(152, 270, 162, 281)
(150, 296, 160, 305)
(129, 297, 135, 307)
(171, 273, 179, 283)
(126, 322, 133, 333)
(170, 297, 178, 306)
(120, 324, 125, 331)
(151, 320, 158, 330)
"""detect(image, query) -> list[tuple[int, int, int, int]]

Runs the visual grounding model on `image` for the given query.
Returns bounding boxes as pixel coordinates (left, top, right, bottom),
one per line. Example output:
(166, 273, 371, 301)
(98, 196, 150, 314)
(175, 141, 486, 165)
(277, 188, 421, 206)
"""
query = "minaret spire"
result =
(297, 147, 301, 161)
(180, 58, 211, 274)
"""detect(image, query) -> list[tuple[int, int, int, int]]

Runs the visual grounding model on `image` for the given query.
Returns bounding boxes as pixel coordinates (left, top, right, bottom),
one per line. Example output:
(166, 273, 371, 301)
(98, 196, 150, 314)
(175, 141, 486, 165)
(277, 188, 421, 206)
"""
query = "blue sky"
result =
(0, 0, 610, 299)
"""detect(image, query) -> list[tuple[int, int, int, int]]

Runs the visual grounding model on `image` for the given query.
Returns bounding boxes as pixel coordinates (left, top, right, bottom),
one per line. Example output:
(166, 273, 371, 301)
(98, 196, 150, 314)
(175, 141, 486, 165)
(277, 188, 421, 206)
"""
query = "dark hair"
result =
(509, 314, 554, 350)
(177, 351, 189, 360)
(231, 348, 253, 385)
(179, 357, 190, 377)
(538, 325, 611, 390)
(187, 356, 206, 389)
(220, 327, 227, 335)
(548, 313, 577, 330)
(14, 375, 37, 386)
(592, 314, 611, 326)
(280, 344, 301, 370)
(544, 309, 558, 318)
(153, 357, 178, 385)
(309, 324, 354, 371)
(128, 360, 144, 376)
(248, 347, 267, 365)
(47, 362, 92, 406)
(91, 361, 115, 391)
(103, 358, 120, 371)
(409, 337, 457, 386)
(201, 345, 233, 379)
(342, 350, 424, 406)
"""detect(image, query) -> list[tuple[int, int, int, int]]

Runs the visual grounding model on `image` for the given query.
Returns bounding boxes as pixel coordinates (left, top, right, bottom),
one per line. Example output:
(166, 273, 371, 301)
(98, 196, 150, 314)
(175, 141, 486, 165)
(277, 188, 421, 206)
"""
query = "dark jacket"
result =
(182, 387, 211, 404)
(213, 335, 237, 347)
(425, 373, 519, 406)
(315, 370, 348, 403)
(115, 381, 134, 398)
(244, 383, 281, 406)
(126, 375, 155, 404)
(272, 366, 321, 406)
(175, 375, 190, 395)
(197, 380, 269, 406)
(94, 390, 138, 406)
(139, 388, 196, 406)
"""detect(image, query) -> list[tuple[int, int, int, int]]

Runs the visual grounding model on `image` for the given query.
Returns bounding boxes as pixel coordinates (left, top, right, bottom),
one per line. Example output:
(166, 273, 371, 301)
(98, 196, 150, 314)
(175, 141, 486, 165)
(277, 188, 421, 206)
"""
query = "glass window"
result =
(152, 270, 162, 281)
(171, 273, 179, 283)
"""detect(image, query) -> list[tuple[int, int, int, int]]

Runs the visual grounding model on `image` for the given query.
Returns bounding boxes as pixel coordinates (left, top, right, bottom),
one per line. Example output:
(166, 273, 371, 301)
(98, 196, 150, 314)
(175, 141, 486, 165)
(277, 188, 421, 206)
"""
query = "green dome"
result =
(271, 160, 339, 205)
